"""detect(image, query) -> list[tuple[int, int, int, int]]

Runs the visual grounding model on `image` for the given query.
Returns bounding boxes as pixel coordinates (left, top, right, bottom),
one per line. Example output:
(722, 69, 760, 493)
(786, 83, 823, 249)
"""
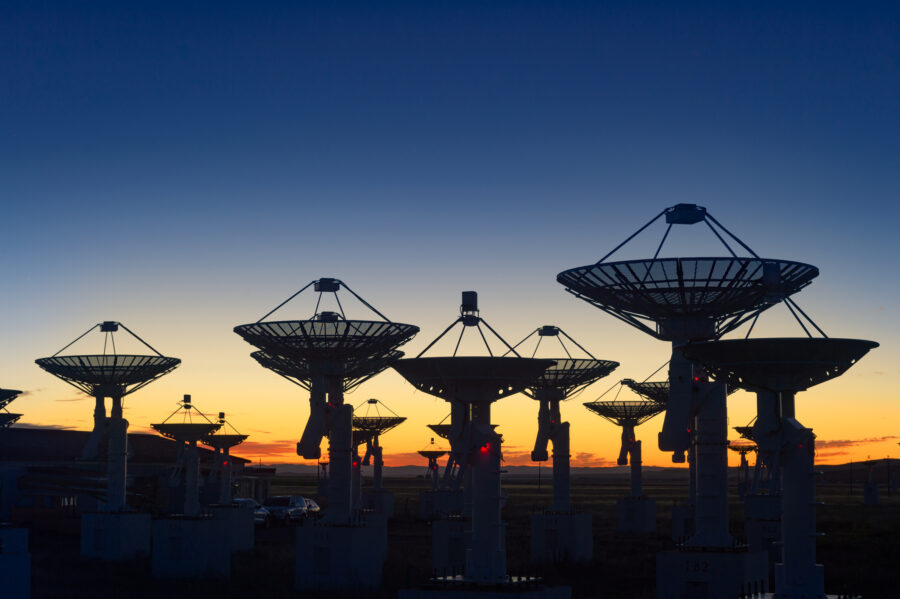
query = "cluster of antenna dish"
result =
(6, 203, 877, 599)
(557, 203, 878, 599)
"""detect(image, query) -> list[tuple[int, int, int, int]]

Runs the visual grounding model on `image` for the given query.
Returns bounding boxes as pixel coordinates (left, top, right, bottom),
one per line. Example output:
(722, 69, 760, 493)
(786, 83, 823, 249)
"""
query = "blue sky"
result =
(2, 1, 898, 464)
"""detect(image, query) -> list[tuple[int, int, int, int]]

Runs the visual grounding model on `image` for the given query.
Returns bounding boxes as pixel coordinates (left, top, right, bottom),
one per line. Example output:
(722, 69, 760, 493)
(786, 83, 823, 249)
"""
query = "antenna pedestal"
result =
(351, 442, 362, 513)
(81, 396, 106, 460)
(325, 404, 353, 524)
(550, 421, 571, 512)
(362, 446, 396, 517)
(686, 383, 733, 549)
(616, 437, 657, 534)
(772, 419, 825, 598)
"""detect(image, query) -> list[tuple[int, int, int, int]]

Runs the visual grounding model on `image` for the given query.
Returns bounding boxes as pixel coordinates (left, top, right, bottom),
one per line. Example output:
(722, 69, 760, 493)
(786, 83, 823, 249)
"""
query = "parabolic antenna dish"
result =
(557, 258, 818, 340)
(250, 350, 403, 392)
(352, 415, 406, 436)
(0, 413, 22, 428)
(734, 426, 755, 441)
(621, 379, 670, 404)
(428, 423, 498, 439)
(203, 433, 248, 450)
(427, 423, 452, 439)
(680, 338, 879, 392)
(35, 355, 181, 396)
(152, 422, 222, 442)
(419, 449, 447, 459)
(235, 320, 418, 362)
(526, 359, 620, 398)
(0, 388, 23, 408)
(393, 357, 555, 402)
(584, 400, 665, 425)
(728, 439, 757, 453)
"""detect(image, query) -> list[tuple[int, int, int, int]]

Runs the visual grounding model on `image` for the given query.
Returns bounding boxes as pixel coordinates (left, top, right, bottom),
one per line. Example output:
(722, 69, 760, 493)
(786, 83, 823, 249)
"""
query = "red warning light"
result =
(480, 443, 490, 454)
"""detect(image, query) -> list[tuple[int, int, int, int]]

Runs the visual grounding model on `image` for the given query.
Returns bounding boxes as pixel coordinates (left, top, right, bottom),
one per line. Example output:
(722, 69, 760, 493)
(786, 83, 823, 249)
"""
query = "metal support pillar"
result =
(373, 444, 384, 492)
(107, 395, 128, 512)
(82, 395, 106, 459)
(551, 420, 571, 511)
(630, 438, 643, 498)
(687, 383, 732, 548)
(775, 416, 824, 597)
(184, 440, 200, 517)
(218, 446, 233, 504)
(465, 401, 506, 582)
(327, 402, 353, 523)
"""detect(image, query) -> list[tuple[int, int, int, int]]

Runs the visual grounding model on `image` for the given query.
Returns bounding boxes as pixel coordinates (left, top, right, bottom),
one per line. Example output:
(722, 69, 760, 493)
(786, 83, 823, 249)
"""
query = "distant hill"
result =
(264, 462, 687, 478)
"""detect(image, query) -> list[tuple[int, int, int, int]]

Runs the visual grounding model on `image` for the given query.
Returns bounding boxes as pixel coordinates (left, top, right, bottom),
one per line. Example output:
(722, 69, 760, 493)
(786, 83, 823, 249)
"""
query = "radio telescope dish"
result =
(0, 388, 23, 428)
(680, 338, 879, 393)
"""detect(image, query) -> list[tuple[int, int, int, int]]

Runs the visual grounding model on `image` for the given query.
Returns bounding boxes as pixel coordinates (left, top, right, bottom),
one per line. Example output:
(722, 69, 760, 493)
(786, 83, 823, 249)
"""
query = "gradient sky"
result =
(2, 1, 898, 468)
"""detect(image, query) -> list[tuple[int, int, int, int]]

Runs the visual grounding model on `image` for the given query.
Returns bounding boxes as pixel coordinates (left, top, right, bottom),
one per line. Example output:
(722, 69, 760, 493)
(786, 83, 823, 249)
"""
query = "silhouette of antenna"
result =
(584, 384, 665, 529)
(151, 394, 221, 517)
(557, 204, 821, 595)
(351, 398, 405, 515)
(393, 291, 554, 585)
(0, 389, 23, 428)
(35, 321, 180, 512)
(234, 278, 418, 590)
(506, 324, 617, 561)
(681, 321, 878, 596)
(202, 412, 249, 505)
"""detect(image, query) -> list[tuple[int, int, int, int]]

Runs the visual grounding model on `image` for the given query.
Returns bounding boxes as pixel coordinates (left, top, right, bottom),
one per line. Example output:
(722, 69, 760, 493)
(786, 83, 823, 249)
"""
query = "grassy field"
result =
(27, 472, 900, 598)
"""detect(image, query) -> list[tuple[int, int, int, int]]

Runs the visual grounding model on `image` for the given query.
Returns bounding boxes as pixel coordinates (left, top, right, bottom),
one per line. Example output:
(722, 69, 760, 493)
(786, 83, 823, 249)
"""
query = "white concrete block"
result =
(81, 512, 151, 561)
(208, 504, 254, 552)
(656, 548, 769, 599)
(151, 516, 230, 579)
(530, 513, 592, 563)
(617, 497, 656, 534)
(295, 518, 387, 590)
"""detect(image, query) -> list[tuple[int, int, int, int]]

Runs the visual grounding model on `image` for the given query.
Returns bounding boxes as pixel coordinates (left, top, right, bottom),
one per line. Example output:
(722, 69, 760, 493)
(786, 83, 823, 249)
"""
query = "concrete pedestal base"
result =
(864, 482, 879, 505)
(0, 527, 30, 599)
(81, 512, 151, 561)
(745, 494, 780, 568)
(530, 513, 592, 563)
(670, 503, 695, 543)
(399, 578, 571, 599)
(420, 490, 465, 520)
(656, 547, 769, 599)
(433, 518, 469, 577)
(617, 497, 656, 533)
(209, 504, 254, 552)
(295, 518, 387, 590)
(362, 489, 395, 517)
(152, 516, 230, 579)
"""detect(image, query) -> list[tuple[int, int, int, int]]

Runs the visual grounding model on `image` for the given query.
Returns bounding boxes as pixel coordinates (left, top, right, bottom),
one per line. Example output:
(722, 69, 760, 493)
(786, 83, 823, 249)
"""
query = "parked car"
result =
(263, 495, 307, 525)
(302, 497, 321, 517)
(234, 497, 273, 528)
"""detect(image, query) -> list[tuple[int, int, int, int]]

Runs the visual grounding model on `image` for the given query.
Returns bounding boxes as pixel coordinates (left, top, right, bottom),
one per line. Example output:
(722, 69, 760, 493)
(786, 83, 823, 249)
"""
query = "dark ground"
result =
(26, 473, 900, 599)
